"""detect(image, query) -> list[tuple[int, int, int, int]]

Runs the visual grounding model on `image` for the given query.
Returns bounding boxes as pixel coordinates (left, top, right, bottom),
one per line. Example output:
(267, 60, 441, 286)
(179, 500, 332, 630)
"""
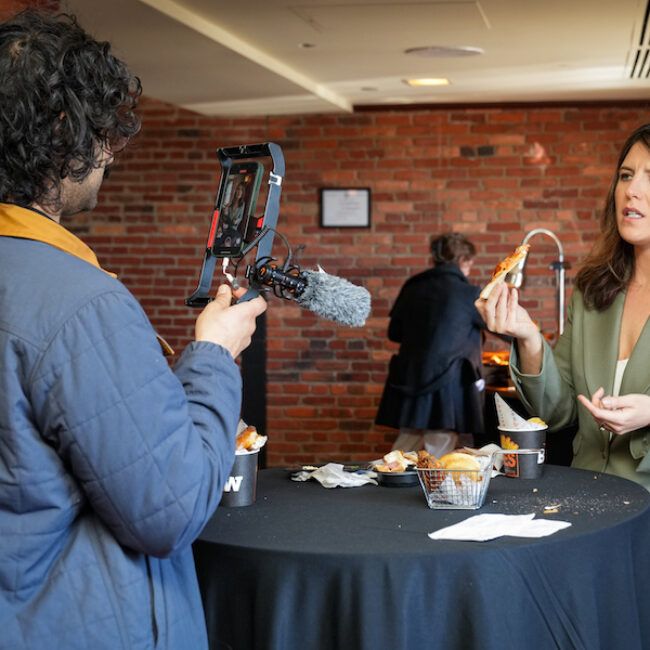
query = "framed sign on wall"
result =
(320, 187, 371, 228)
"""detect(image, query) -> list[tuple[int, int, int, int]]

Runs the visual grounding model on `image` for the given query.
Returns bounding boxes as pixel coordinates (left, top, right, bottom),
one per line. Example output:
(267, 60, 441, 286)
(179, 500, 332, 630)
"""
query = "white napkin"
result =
(467, 443, 504, 476)
(291, 462, 378, 488)
(495, 393, 544, 430)
(428, 513, 571, 541)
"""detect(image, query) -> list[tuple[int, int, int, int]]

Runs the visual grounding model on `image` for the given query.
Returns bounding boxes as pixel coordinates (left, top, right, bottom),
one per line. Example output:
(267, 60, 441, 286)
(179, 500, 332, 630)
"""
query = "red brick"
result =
(52, 97, 648, 465)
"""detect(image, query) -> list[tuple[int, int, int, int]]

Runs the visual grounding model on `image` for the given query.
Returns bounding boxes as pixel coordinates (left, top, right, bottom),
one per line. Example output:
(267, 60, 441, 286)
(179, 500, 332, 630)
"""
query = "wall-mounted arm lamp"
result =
(506, 228, 570, 337)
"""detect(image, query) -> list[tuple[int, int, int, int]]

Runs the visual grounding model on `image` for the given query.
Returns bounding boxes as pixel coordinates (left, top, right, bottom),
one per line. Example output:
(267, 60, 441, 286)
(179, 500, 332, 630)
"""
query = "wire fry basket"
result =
(415, 462, 493, 510)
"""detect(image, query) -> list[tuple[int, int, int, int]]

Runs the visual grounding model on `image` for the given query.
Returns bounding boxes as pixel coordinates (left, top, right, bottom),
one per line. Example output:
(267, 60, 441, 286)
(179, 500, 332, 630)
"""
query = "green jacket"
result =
(510, 289, 650, 490)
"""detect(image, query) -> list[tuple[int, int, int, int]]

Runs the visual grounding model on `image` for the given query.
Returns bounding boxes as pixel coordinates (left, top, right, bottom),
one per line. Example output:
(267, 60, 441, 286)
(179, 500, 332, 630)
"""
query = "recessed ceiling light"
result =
(405, 46, 483, 58)
(404, 78, 450, 87)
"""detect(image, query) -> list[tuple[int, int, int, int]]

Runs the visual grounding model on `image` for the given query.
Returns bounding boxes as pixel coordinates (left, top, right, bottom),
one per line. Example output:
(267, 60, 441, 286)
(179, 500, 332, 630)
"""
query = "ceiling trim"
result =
(135, 0, 353, 113)
(354, 98, 650, 113)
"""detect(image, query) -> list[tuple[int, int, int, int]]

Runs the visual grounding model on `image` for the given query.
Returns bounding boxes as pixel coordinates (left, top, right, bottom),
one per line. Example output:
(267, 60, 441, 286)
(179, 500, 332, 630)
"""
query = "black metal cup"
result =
(499, 427, 547, 479)
(220, 450, 259, 506)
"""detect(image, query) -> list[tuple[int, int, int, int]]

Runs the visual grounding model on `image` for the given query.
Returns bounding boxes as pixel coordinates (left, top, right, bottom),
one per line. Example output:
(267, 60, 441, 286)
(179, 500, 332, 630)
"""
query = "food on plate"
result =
(373, 450, 418, 473)
(479, 244, 530, 299)
(236, 425, 267, 452)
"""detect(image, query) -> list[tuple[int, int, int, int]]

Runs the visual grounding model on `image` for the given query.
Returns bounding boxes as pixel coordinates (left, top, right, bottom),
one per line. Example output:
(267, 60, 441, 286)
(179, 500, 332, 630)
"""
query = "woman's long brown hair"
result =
(575, 124, 650, 311)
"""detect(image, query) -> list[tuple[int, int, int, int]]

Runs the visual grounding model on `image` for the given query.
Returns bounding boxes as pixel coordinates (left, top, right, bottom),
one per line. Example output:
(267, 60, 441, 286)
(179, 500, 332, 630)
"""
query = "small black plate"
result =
(285, 464, 365, 475)
(375, 468, 419, 487)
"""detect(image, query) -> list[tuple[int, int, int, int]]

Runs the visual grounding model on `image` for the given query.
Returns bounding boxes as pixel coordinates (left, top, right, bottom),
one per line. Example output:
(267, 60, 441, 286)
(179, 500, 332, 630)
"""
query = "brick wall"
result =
(64, 99, 647, 466)
(0, 0, 58, 19)
(3, 2, 648, 465)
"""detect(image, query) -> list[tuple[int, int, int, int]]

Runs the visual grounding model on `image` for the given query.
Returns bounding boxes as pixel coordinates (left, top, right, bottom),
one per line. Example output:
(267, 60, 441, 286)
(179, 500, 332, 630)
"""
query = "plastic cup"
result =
(220, 450, 259, 507)
(498, 426, 547, 479)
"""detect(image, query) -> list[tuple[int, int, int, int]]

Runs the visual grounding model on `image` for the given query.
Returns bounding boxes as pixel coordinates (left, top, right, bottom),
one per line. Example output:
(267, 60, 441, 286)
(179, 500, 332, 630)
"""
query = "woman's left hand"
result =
(577, 388, 650, 435)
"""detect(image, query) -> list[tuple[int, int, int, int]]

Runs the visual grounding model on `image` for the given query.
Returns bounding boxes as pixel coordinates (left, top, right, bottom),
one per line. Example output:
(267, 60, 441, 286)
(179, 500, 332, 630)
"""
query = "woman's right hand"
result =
(475, 283, 543, 373)
(475, 283, 537, 339)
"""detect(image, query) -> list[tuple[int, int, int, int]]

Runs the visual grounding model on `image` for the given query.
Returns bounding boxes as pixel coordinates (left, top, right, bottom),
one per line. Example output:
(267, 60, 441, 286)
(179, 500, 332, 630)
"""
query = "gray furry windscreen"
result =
(296, 269, 371, 327)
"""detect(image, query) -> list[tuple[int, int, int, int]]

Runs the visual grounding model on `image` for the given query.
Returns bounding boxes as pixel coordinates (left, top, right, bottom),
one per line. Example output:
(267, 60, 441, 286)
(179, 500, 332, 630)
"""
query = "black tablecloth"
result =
(194, 466, 650, 650)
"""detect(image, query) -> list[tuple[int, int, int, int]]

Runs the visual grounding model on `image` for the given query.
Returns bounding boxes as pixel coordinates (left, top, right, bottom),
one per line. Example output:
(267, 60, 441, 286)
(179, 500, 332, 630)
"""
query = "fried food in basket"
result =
(416, 450, 443, 490)
(417, 449, 441, 469)
(417, 449, 493, 508)
(439, 451, 482, 484)
(439, 452, 481, 471)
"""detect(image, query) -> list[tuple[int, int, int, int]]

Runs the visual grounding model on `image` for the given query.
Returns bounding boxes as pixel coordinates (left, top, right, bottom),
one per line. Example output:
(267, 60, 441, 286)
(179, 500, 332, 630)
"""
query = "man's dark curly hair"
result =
(0, 10, 141, 208)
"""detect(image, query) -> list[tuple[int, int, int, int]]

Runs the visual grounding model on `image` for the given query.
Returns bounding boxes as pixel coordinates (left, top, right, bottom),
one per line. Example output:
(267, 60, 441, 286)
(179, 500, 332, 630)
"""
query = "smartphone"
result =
(186, 142, 284, 308)
(210, 161, 264, 257)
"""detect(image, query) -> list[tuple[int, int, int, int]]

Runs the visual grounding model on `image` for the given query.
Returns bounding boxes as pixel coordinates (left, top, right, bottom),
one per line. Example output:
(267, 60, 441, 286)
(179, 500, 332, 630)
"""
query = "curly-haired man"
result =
(0, 11, 266, 649)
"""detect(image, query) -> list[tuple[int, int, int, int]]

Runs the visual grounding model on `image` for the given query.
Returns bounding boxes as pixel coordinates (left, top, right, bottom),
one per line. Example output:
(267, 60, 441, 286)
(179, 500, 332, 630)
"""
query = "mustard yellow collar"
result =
(0, 203, 175, 355)
(0, 202, 116, 277)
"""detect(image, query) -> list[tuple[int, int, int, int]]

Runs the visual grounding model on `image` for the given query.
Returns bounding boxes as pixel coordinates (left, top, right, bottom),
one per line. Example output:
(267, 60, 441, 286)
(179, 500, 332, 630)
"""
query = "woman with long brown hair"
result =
(223, 181, 246, 229)
(476, 123, 650, 490)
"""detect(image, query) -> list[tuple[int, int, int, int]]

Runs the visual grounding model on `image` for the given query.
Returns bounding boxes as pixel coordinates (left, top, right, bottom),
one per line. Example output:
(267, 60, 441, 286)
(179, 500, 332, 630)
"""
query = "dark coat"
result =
(375, 263, 486, 433)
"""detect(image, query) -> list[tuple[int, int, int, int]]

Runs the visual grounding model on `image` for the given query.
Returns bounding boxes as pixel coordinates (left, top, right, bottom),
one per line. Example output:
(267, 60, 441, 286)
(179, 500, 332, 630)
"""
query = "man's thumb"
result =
(214, 284, 232, 304)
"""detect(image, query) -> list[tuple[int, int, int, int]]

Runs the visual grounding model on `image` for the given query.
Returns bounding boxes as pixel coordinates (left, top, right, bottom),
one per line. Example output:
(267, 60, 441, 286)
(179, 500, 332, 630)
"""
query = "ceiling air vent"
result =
(628, 0, 650, 78)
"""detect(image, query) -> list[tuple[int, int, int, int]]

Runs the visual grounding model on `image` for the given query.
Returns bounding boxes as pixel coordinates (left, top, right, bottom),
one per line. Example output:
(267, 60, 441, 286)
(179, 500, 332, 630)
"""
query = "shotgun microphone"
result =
(249, 261, 371, 327)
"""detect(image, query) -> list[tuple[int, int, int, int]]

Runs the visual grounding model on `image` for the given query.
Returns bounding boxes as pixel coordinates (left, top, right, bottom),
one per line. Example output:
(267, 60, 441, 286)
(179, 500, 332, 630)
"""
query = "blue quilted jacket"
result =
(0, 235, 242, 649)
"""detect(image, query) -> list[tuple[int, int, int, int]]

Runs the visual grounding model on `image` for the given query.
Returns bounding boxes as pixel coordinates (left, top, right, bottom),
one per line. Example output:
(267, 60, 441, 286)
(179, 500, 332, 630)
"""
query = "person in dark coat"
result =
(375, 233, 488, 456)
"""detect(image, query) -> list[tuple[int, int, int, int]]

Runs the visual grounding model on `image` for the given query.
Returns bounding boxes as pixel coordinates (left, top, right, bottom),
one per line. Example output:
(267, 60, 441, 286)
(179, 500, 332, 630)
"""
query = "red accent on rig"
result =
(207, 209, 219, 247)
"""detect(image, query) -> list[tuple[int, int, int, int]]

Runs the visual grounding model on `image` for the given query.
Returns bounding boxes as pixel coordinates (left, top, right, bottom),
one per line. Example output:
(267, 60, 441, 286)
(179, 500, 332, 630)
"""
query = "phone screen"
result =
(211, 161, 264, 257)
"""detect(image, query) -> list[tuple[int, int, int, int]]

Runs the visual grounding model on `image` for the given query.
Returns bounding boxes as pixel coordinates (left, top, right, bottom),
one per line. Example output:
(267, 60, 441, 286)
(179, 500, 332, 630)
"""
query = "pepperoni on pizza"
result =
(479, 244, 530, 299)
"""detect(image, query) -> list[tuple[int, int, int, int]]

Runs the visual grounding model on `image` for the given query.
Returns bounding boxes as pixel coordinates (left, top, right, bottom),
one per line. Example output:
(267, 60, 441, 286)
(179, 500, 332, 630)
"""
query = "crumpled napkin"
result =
(428, 513, 571, 541)
(291, 462, 378, 488)
(469, 443, 503, 476)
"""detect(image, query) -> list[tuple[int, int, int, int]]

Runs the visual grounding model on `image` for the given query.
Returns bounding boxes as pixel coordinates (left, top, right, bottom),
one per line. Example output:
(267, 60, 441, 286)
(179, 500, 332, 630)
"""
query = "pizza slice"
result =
(479, 244, 530, 299)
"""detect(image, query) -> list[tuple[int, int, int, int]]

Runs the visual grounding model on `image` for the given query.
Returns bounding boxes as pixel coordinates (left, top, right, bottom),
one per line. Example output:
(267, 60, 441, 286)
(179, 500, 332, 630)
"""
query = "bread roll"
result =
(440, 451, 482, 483)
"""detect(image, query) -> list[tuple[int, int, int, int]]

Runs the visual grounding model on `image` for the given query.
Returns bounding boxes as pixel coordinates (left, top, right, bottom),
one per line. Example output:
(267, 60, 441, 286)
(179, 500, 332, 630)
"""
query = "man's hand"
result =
(195, 284, 267, 359)
(577, 389, 650, 435)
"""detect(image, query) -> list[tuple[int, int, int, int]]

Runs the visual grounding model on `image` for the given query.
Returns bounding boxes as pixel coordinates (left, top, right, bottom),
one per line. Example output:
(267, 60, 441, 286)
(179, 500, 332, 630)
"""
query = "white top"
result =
(613, 359, 629, 397)
(607, 359, 629, 443)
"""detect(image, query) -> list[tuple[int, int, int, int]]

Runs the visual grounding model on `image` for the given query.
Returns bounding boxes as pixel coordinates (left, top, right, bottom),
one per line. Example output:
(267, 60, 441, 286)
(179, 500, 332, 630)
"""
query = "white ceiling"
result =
(62, 0, 650, 116)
